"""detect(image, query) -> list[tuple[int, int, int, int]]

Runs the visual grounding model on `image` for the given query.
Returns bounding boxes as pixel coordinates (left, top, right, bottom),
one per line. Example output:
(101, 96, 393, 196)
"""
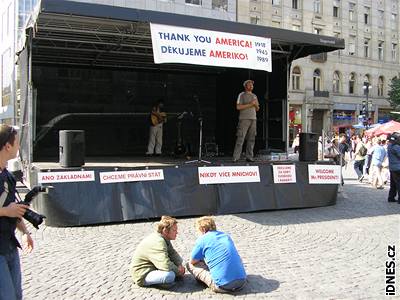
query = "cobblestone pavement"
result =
(20, 164, 399, 300)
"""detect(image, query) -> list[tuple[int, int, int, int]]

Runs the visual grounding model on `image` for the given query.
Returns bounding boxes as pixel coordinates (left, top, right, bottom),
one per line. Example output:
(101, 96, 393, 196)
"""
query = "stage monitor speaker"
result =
(59, 130, 85, 167)
(299, 132, 318, 162)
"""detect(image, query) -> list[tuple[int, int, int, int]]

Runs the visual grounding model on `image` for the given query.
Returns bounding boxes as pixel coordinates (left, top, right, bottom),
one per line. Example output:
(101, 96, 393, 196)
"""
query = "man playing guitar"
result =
(146, 99, 166, 156)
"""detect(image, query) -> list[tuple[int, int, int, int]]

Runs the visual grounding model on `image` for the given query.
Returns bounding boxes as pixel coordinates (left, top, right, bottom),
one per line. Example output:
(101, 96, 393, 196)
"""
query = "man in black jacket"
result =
(387, 133, 400, 203)
(0, 125, 33, 300)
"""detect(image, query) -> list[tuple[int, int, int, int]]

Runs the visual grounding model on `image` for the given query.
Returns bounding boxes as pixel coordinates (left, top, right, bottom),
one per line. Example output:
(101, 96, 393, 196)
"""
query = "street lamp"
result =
(362, 82, 372, 128)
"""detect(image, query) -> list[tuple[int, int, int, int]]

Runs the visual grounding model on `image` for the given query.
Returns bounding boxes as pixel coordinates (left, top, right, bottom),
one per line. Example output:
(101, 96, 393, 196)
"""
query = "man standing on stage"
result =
(232, 80, 259, 162)
(146, 99, 166, 156)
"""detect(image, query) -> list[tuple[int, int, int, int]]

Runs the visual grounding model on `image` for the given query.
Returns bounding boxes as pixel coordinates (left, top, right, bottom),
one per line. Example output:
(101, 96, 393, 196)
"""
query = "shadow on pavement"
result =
(156, 274, 279, 295)
(177, 274, 278, 295)
(170, 274, 209, 293)
(238, 275, 280, 295)
(236, 182, 400, 226)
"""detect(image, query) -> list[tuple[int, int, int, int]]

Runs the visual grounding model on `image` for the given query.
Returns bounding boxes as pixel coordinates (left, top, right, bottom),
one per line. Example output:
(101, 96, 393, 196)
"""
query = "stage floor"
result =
(32, 154, 299, 169)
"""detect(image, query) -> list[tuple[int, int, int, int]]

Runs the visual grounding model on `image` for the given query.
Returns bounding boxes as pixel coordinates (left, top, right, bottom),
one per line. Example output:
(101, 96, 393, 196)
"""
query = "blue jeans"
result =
(0, 248, 22, 300)
(354, 160, 365, 179)
(143, 270, 175, 286)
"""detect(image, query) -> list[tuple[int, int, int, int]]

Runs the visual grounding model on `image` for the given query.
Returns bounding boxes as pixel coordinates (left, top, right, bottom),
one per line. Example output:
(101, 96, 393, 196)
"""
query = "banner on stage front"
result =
(198, 166, 260, 185)
(99, 169, 164, 184)
(308, 165, 341, 184)
(38, 171, 95, 183)
(150, 23, 272, 72)
(272, 164, 296, 184)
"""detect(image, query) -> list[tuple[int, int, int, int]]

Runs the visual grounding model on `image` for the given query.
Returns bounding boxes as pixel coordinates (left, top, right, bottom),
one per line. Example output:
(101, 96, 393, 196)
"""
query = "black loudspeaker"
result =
(299, 132, 318, 161)
(59, 130, 85, 167)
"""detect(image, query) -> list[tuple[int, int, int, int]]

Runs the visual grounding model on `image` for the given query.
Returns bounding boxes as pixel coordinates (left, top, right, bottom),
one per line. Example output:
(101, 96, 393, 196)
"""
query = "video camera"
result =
(18, 186, 47, 229)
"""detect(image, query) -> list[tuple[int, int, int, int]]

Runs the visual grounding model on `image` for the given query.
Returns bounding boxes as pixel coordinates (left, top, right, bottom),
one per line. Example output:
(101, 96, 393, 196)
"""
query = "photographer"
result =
(0, 124, 33, 300)
(387, 133, 400, 204)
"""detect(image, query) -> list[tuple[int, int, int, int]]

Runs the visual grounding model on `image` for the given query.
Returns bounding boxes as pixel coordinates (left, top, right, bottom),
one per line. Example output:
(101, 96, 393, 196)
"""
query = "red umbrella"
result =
(364, 123, 383, 136)
(372, 120, 400, 136)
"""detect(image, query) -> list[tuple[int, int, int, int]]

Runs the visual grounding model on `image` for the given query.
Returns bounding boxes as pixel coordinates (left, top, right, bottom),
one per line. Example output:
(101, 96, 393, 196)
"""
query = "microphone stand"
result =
(186, 96, 211, 164)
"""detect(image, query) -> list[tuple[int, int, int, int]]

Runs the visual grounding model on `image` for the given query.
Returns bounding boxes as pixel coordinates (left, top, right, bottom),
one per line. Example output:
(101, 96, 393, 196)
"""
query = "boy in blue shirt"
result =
(186, 216, 246, 293)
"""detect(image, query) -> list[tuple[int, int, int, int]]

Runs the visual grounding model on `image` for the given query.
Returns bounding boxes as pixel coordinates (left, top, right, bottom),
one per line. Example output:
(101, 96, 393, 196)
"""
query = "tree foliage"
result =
(388, 77, 400, 109)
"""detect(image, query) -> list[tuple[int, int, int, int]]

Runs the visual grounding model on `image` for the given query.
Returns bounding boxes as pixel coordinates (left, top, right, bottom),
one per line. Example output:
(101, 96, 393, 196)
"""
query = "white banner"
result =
(99, 169, 164, 184)
(272, 165, 296, 184)
(198, 166, 260, 185)
(38, 171, 95, 183)
(308, 165, 341, 184)
(150, 23, 272, 72)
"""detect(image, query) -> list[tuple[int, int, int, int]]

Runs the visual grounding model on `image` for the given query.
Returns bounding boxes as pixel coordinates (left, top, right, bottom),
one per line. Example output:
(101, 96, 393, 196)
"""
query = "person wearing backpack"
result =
(338, 134, 350, 185)
(354, 135, 367, 181)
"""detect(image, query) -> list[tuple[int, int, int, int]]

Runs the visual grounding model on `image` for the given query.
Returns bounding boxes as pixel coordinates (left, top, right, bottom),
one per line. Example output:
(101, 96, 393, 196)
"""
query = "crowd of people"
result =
(294, 129, 400, 204)
(321, 133, 389, 189)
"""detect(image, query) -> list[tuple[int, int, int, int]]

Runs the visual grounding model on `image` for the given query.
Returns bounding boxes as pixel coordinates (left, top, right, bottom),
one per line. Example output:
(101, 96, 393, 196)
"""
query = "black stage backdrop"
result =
(32, 65, 277, 159)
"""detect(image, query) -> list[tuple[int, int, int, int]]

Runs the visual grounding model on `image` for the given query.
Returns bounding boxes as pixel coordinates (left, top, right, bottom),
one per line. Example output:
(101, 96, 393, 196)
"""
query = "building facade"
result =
(1, 0, 398, 141)
(0, 0, 17, 124)
(238, 0, 400, 140)
(0, 0, 237, 124)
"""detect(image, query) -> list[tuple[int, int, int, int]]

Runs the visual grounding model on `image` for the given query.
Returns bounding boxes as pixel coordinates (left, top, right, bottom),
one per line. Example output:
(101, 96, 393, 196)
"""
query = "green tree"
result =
(388, 77, 400, 109)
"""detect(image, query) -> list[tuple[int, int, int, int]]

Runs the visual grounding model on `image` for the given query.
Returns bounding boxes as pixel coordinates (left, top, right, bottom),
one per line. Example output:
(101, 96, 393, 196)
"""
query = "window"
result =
(314, 28, 322, 35)
(333, 6, 339, 17)
(364, 39, 370, 58)
(364, 7, 370, 25)
(185, 0, 201, 5)
(1, 12, 4, 42)
(363, 75, 371, 96)
(348, 37, 355, 56)
(6, 4, 11, 37)
(334, 32, 341, 55)
(392, 13, 397, 30)
(378, 41, 384, 61)
(271, 21, 281, 27)
(313, 69, 322, 91)
(1, 48, 12, 106)
(1, 11, 7, 40)
(333, 7, 339, 18)
(333, 0, 340, 18)
(292, 0, 299, 9)
(378, 10, 385, 27)
(272, 0, 280, 5)
(332, 71, 341, 93)
(378, 76, 384, 96)
(364, 75, 370, 86)
(314, 0, 321, 14)
(349, 73, 356, 94)
(292, 24, 301, 31)
(349, 3, 355, 22)
(212, 0, 227, 11)
(292, 66, 301, 90)
(392, 43, 397, 61)
(250, 16, 260, 24)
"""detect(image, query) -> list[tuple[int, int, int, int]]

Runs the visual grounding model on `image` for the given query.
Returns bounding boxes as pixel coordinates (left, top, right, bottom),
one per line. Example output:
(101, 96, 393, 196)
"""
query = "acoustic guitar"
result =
(151, 112, 167, 126)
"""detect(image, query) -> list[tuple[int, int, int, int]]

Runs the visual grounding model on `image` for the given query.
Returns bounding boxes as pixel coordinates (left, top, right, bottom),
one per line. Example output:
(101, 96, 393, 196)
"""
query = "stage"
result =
(17, 1, 344, 227)
(30, 156, 339, 227)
